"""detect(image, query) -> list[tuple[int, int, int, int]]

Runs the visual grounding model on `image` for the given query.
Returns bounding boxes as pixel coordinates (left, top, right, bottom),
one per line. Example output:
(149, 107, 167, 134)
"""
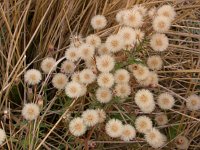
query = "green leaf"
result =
(168, 125, 181, 140)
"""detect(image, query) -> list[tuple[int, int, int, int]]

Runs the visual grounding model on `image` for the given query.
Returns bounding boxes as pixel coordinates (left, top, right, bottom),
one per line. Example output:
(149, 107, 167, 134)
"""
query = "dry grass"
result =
(0, 0, 200, 149)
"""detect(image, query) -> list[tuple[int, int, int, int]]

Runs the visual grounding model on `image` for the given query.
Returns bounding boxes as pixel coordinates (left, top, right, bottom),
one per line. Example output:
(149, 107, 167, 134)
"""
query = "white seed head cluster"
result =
(69, 117, 87, 137)
(97, 73, 114, 88)
(96, 109, 106, 123)
(82, 109, 99, 127)
(133, 5, 147, 16)
(65, 47, 80, 62)
(116, 10, 129, 24)
(105, 119, 123, 138)
(145, 128, 167, 148)
(96, 55, 115, 72)
(135, 115, 152, 133)
(157, 93, 175, 110)
(155, 114, 168, 126)
(96, 87, 112, 103)
(118, 27, 136, 45)
(79, 43, 95, 60)
(91, 15, 107, 30)
(65, 81, 82, 98)
(70, 35, 83, 48)
(85, 58, 96, 69)
(153, 16, 171, 33)
(139, 71, 158, 87)
(157, 5, 176, 21)
(79, 84, 87, 97)
(175, 136, 189, 150)
(21, 4, 182, 149)
(147, 55, 163, 70)
(148, 7, 156, 18)
(22, 103, 40, 121)
(41, 57, 57, 73)
(114, 83, 131, 98)
(86, 34, 101, 48)
(105, 34, 123, 53)
(186, 94, 200, 111)
(52, 73, 68, 90)
(114, 69, 130, 84)
(71, 72, 81, 83)
(69, 108, 105, 137)
(98, 44, 110, 55)
(135, 29, 145, 44)
(135, 89, 155, 113)
(150, 33, 169, 51)
(131, 64, 150, 81)
(61, 60, 75, 74)
(120, 124, 136, 141)
(123, 10, 143, 28)
(24, 69, 42, 85)
(0, 128, 6, 145)
(79, 69, 96, 84)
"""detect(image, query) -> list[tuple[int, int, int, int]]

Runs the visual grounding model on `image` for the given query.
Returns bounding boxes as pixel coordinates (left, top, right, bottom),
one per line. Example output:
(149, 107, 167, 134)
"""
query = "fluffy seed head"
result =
(91, 15, 107, 30)
(70, 35, 84, 48)
(0, 129, 6, 145)
(24, 69, 42, 85)
(82, 109, 99, 127)
(79, 69, 96, 84)
(79, 43, 95, 60)
(114, 83, 131, 98)
(52, 73, 68, 90)
(86, 34, 101, 48)
(150, 33, 169, 51)
(135, 89, 155, 113)
(114, 69, 130, 84)
(175, 136, 189, 150)
(120, 124, 136, 141)
(61, 60, 75, 74)
(65, 81, 82, 98)
(105, 119, 123, 138)
(139, 71, 158, 87)
(65, 47, 80, 62)
(41, 57, 57, 74)
(96, 87, 112, 103)
(97, 73, 114, 88)
(79, 84, 87, 97)
(85, 58, 96, 69)
(116, 10, 129, 24)
(157, 5, 176, 21)
(135, 29, 145, 44)
(135, 116, 153, 133)
(153, 16, 171, 33)
(157, 93, 175, 110)
(96, 109, 106, 123)
(132, 5, 147, 16)
(124, 10, 143, 28)
(148, 7, 156, 18)
(96, 55, 115, 72)
(22, 103, 40, 121)
(98, 44, 110, 55)
(141, 104, 156, 114)
(155, 114, 168, 126)
(131, 64, 150, 81)
(105, 34, 123, 53)
(145, 128, 167, 148)
(186, 94, 200, 111)
(69, 117, 87, 137)
(147, 55, 163, 70)
(118, 27, 136, 45)
(71, 72, 81, 83)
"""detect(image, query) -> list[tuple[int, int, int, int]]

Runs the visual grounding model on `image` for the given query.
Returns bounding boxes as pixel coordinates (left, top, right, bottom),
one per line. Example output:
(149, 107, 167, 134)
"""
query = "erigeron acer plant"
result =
(0, 4, 196, 150)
